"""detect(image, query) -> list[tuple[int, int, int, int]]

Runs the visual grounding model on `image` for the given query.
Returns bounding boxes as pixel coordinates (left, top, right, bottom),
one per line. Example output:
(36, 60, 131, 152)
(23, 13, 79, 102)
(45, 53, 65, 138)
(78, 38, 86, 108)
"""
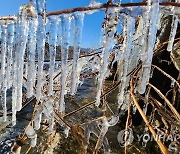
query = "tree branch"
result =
(0, 2, 179, 20)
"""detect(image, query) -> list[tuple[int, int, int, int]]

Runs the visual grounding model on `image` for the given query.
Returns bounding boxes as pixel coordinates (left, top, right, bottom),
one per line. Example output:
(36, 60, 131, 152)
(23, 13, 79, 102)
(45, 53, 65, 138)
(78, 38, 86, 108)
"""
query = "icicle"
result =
(31, 134, 37, 147)
(36, 0, 46, 14)
(36, 2, 46, 100)
(26, 125, 37, 147)
(26, 7, 38, 98)
(11, 19, 19, 126)
(167, 15, 178, 52)
(149, 66, 154, 78)
(43, 98, 54, 133)
(0, 22, 8, 122)
(132, 104, 137, 114)
(48, 16, 58, 96)
(6, 21, 15, 89)
(71, 12, 84, 95)
(64, 126, 70, 138)
(139, 0, 151, 64)
(97, 117, 110, 150)
(59, 14, 71, 114)
(118, 15, 135, 108)
(15, 5, 29, 111)
(49, 115, 54, 134)
(34, 106, 43, 130)
(143, 102, 149, 115)
(138, 1, 159, 94)
(95, 8, 119, 107)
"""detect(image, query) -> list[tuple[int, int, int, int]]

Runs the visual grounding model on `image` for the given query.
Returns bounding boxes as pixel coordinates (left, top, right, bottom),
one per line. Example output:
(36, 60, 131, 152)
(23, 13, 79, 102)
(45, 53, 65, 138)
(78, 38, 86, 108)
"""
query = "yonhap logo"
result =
(117, 128, 134, 147)
(117, 128, 180, 152)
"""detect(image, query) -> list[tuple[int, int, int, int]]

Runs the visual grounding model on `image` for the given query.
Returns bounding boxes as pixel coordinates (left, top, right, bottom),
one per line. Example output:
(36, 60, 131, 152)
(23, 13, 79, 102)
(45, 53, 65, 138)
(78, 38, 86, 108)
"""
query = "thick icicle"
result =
(31, 134, 37, 147)
(26, 7, 38, 98)
(71, 12, 84, 95)
(12, 21, 18, 126)
(43, 98, 54, 133)
(15, 5, 29, 111)
(6, 21, 15, 89)
(34, 106, 43, 130)
(59, 14, 71, 114)
(118, 15, 135, 108)
(138, 1, 159, 94)
(48, 16, 58, 96)
(36, 0, 46, 100)
(26, 125, 37, 147)
(95, 8, 119, 107)
(0, 22, 8, 122)
(167, 15, 178, 52)
(139, 2, 151, 64)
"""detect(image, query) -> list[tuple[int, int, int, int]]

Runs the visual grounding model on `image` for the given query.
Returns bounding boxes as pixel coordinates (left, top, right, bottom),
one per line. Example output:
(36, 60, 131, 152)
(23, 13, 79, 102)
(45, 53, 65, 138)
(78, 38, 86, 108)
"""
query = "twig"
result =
(148, 83, 180, 121)
(80, 116, 104, 126)
(54, 109, 72, 128)
(25, 146, 31, 154)
(152, 64, 180, 89)
(149, 96, 177, 124)
(125, 95, 131, 154)
(93, 116, 106, 154)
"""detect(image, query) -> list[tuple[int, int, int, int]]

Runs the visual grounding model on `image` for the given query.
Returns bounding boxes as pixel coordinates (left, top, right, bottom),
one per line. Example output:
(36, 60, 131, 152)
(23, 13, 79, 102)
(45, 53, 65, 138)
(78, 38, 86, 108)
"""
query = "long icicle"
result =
(36, 0, 46, 100)
(138, 0, 159, 94)
(118, 15, 135, 108)
(12, 19, 18, 126)
(6, 21, 15, 89)
(0, 22, 8, 122)
(26, 7, 38, 98)
(59, 14, 71, 114)
(71, 12, 84, 95)
(48, 16, 58, 96)
(95, 8, 119, 107)
(15, 5, 29, 112)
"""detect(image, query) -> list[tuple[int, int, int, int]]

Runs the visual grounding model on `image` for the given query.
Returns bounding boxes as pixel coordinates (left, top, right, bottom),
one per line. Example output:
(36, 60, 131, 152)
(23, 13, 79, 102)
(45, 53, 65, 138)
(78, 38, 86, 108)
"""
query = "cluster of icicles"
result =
(0, 0, 179, 151)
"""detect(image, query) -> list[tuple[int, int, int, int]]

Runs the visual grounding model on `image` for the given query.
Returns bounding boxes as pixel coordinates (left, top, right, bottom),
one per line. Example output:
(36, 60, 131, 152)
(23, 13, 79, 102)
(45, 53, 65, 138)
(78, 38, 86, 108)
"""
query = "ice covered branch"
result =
(0, 2, 179, 20)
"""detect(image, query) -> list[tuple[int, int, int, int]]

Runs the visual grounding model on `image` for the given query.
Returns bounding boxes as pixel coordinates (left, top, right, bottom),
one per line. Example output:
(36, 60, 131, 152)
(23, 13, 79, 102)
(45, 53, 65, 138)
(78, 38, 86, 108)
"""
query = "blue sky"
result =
(0, 0, 141, 48)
